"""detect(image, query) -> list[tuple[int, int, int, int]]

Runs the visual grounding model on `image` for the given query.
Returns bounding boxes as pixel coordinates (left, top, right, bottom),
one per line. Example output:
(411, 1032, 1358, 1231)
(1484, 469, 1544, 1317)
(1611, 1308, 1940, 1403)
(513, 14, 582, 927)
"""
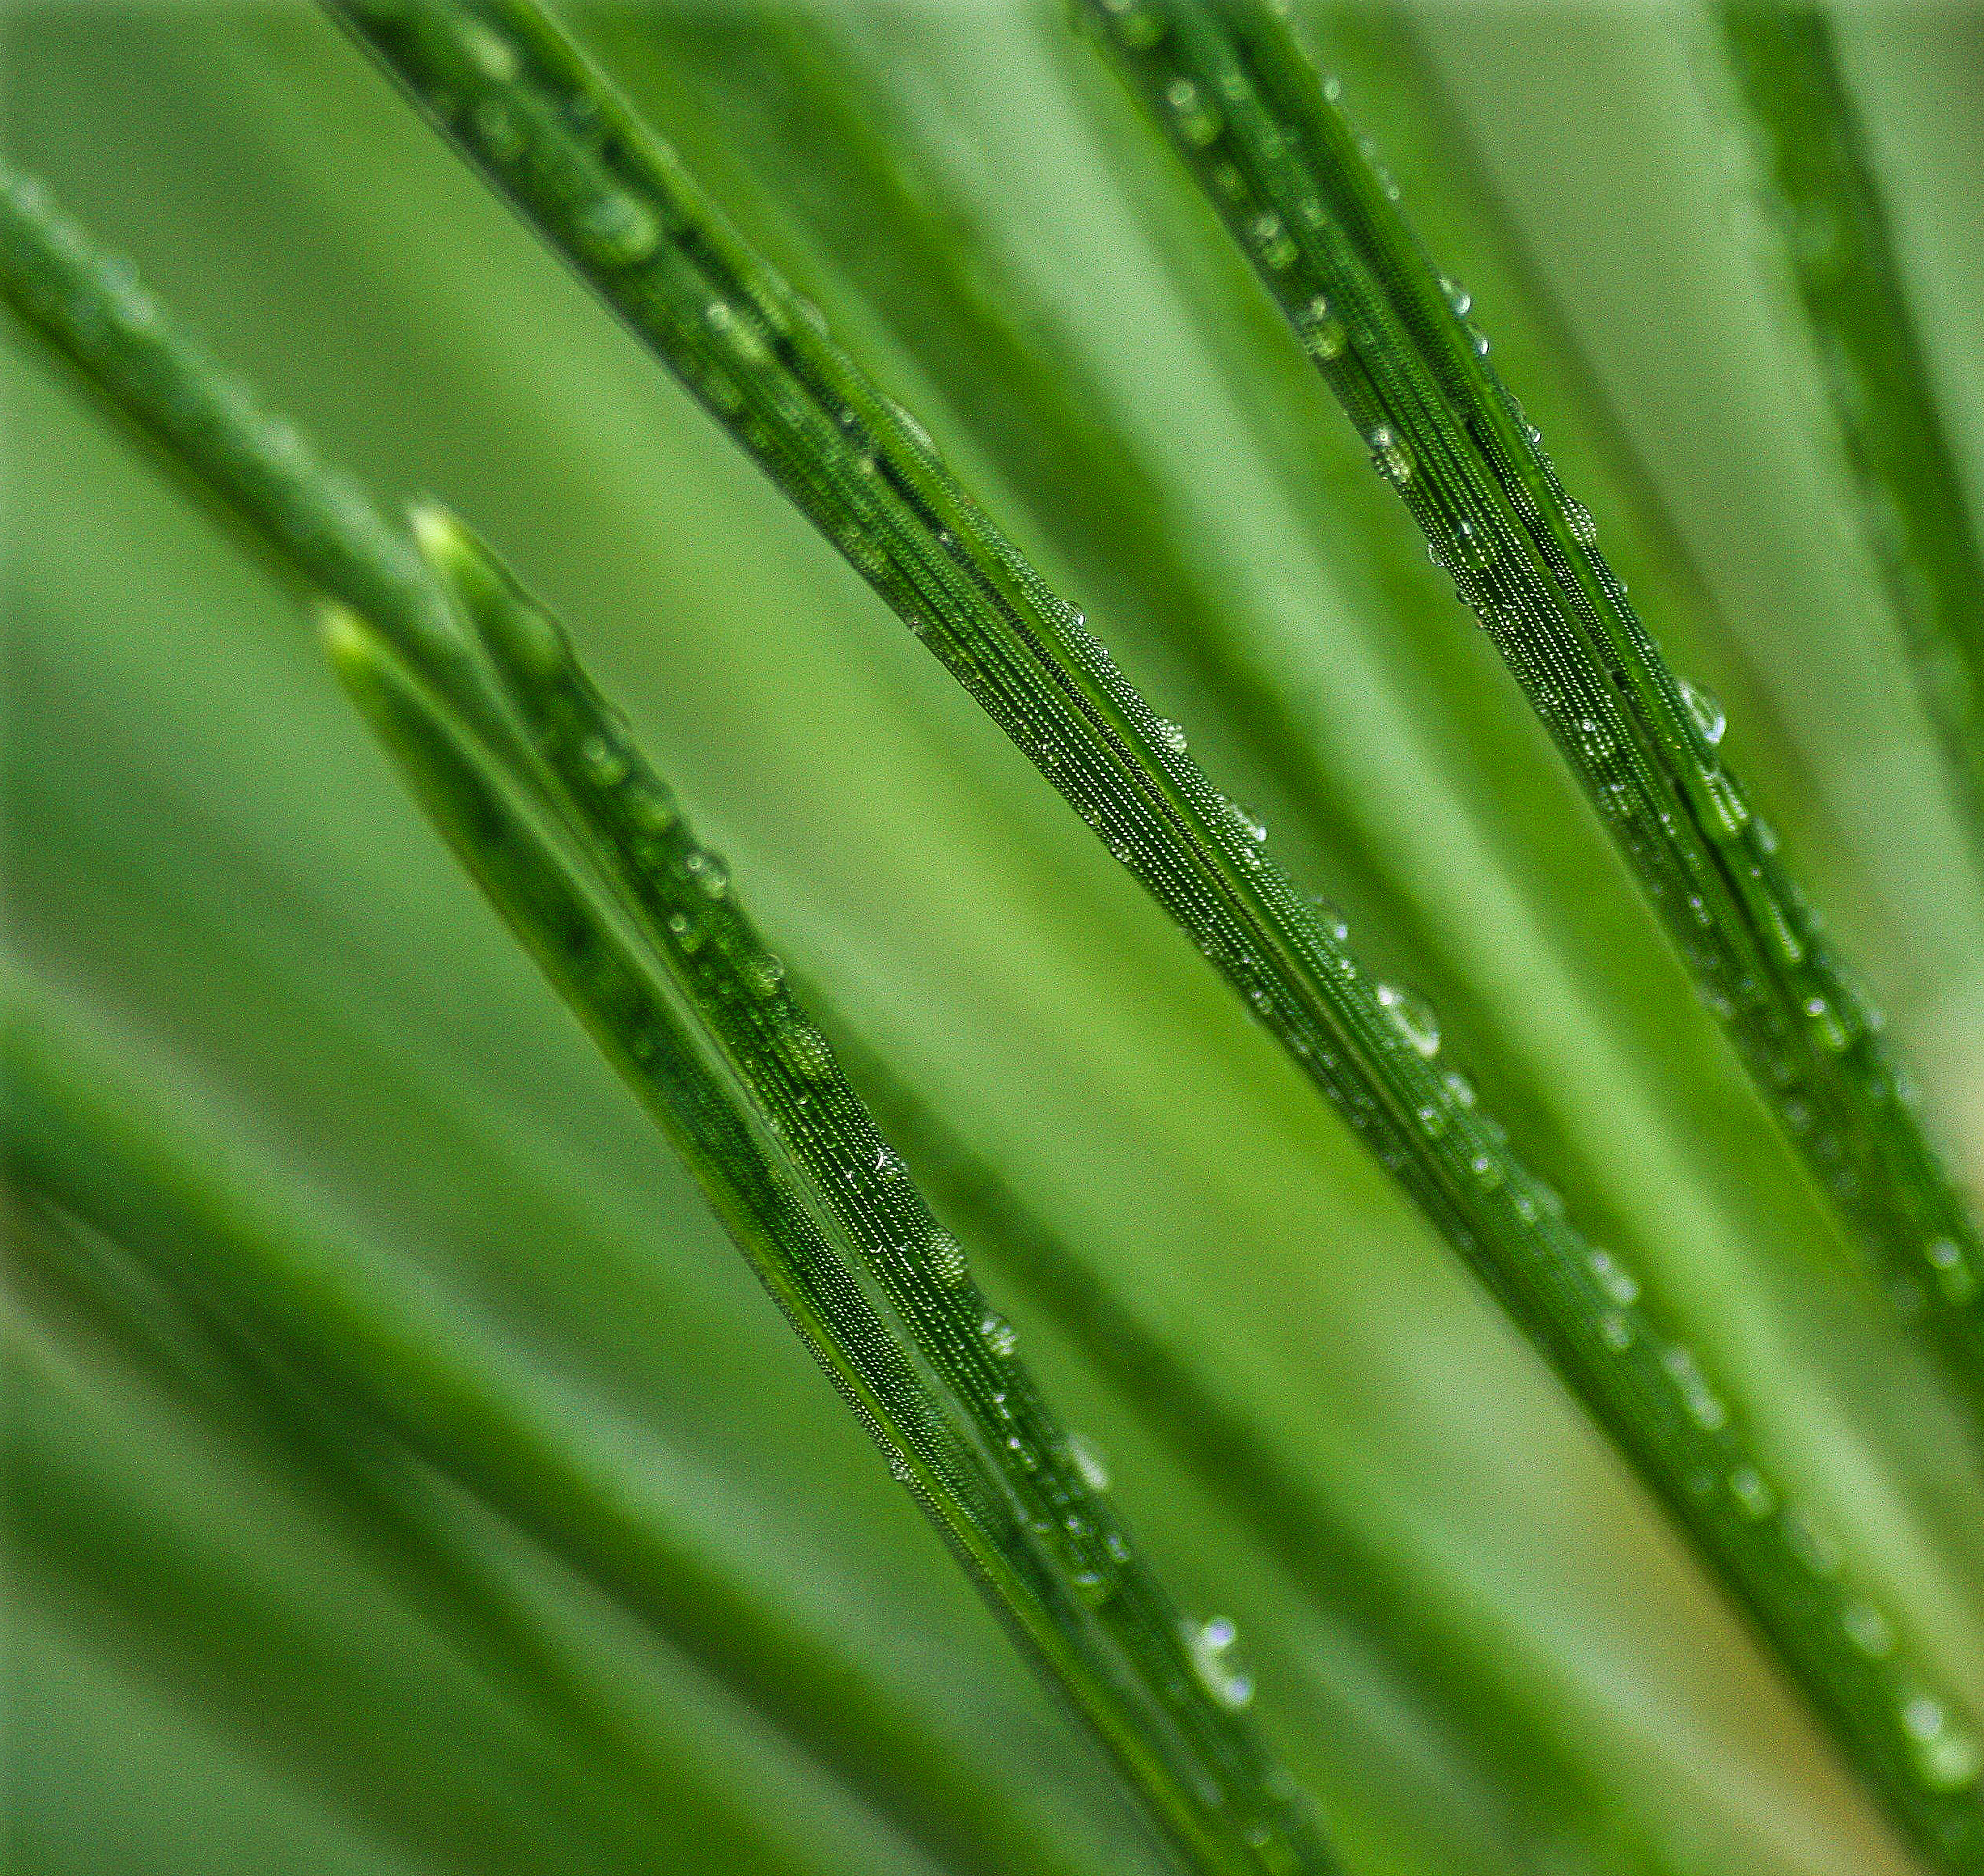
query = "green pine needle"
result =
(1711, 1, 1984, 847)
(327, 518, 1341, 1876)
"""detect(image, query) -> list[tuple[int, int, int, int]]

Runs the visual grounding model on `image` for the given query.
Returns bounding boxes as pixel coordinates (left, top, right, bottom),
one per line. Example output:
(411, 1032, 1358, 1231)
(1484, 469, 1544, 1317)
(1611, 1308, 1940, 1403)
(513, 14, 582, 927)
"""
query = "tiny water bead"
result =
(1186, 1616, 1254, 1710)
(735, 950, 785, 1000)
(1728, 1465, 1778, 1519)
(575, 189, 660, 268)
(1599, 1312, 1636, 1352)
(1661, 1345, 1728, 1430)
(683, 848, 729, 898)
(1153, 716, 1189, 754)
(1369, 423, 1413, 486)
(981, 1312, 1019, 1358)
(1678, 677, 1727, 748)
(1450, 517, 1493, 569)
(705, 298, 770, 368)
(925, 1230, 968, 1287)
(1842, 1598, 1896, 1659)
(666, 910, 703, 955)
(1562, 497, 1599, 546)
(1308, 896, 1349, 943)
(1376, 982, 1439, 1058)
(456, 15, 522, 83)
(1926, 1238, 1981, 1304)
(1222, 796, 1269, 843)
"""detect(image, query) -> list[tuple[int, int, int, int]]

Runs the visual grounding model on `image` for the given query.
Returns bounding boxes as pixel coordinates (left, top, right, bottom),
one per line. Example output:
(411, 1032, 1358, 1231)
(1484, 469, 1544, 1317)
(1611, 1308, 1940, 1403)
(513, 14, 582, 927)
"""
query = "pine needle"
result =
(1711, 0, 1984, 851)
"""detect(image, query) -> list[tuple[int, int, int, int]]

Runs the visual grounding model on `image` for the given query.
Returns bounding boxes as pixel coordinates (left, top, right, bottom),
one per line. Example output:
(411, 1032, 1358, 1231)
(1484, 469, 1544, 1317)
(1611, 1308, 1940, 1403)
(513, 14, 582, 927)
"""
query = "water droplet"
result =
(1842, 1599, 1895, 1658)
(1186, 1616, 1254, 1709)
(577, 191, 660, 267)
(1451, 518, 1492, 568)
(1700, 767, 1751, 841)
(1442, 1070, 1477, 1110)
(1068, 1433, 1111, 1492)
(1164, 77, 1222, 148)
(1902, 1699, 1984, 1792)
(981, 1312, 1018, 1358)
(888, 1452, 914, 1485)
(457, 17, 521, 80)
(926, 1230, 967, 1286)
(578, 735, 629, 788)
(1563, 497, 1598, 546)
(1376, 982, 1439, 1057)
(1661, 1345, 1728, 1430)
(1599, 1312, 1635, 1351)
(1249, 212, 1298, 271)
(1906, 1695, 1949, 1741)
(706, 299, 770, 367)
(1440, 274, 1472, 318)
(1369, 423, 1413, 486)
(1728, 1465, 1777, 1519)
(1804, 993, 1858, 1055)
(1679, 678, 1726, 748)
(1103, 0, 1165, 48)
(1154, 717, 1189, 754)
(1309, 897, 1348, 943)
(1222, 796, 1268, 843)
(1070, 1563, 1115, 1605)
(1926, 1237, 1980, 1304)
(1470, 1153, 1504, 1191)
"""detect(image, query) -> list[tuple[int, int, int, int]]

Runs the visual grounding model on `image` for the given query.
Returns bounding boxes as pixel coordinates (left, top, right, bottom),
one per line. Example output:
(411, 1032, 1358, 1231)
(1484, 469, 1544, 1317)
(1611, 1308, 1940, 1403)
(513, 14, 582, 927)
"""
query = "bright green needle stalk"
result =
(0, 164, 1336, 1876)
(1071, 0, 1984, 1430)
(327, 521, 1338, 1876)
(1712, 1, 1984, 848)
(313, 2, 1984, 1862)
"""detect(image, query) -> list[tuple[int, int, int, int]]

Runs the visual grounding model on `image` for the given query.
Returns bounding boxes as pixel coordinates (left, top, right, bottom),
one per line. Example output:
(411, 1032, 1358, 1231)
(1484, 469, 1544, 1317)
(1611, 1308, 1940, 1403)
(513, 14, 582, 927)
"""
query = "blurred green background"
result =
(5, 5, 1984, 1873)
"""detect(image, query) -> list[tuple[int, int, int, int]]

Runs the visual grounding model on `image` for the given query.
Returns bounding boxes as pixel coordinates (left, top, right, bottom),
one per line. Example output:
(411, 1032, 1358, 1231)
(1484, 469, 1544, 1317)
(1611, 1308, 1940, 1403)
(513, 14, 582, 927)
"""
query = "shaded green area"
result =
(5, 5, 1983, 1874)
